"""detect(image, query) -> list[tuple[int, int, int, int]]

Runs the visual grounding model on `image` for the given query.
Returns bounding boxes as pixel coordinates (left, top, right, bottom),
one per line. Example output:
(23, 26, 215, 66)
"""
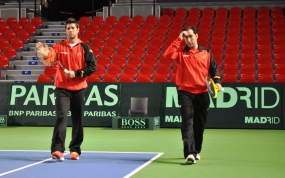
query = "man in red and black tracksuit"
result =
(36, 18, 96, 161)
(163, 26, 223, 164)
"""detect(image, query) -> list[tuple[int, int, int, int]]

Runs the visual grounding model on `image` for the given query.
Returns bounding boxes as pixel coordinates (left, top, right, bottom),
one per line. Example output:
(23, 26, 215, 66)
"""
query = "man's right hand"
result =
(36, 42, 49, 57)
(179, 31, 188, 40)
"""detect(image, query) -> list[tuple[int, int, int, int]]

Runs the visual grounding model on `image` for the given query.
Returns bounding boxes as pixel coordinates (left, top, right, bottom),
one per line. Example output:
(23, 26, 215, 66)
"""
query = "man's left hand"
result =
(66, 71, 75, 78)
(216, 83, 223, 91)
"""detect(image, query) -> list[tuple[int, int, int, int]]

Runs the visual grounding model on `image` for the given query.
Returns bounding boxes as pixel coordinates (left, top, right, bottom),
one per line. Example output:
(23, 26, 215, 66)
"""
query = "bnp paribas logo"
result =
(0, 115, 7, 127)
(245, 116, 280, 124)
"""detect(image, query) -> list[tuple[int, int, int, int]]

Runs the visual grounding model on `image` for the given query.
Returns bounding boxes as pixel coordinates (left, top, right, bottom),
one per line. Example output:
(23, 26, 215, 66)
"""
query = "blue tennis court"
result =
(0, 150, 163, 178)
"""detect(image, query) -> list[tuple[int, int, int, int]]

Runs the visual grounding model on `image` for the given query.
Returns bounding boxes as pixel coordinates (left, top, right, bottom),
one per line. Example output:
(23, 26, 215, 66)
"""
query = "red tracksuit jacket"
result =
(163, 37, 221, 94)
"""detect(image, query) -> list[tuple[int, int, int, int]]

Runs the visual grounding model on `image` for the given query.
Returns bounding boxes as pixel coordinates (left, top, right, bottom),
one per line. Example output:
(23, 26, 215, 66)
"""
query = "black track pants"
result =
(51, 88, 86, 155)
(178, 90, 209, 159)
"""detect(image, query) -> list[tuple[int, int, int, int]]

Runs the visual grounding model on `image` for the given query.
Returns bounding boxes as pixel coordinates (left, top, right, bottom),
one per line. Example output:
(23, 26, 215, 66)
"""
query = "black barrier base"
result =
(112, 116, 160, 130)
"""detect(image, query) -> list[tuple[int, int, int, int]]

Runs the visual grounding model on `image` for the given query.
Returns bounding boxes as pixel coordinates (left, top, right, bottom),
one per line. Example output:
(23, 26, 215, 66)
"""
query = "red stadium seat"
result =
(18, 17, 31, 28)
(139, 64, 155, 77)
(25, 24, 37, 36)
(229, 7, 242, 17)
(110, 29, 124, 41)
(4, 31, 16, 42)
(105, 37, 120, 49)
(91, 46, 100, 59)
(116, 46, 131, 58)
(156, 64, 171, 77)
(79, 16, 91, 28)
(11, 24, 24, 34)
(11, 39, 24, 51)
(17, 31, 30, 43)
(257, 75, 274, 82)
(87, 23, 100, 33)
(128, 22, 141, 31)
(175, 8, 188, 17)
(112, 54, 127, 68)
(125, 29, 139, 39)
(0, 18, 4, 25)
(6, 17, 17, 27)
(31, 17, 43, 28)
(107, 64, 122, 77)
(143, 54, 158, 68)
(97, 55, 111, 69)
(87, 73, 101, 82)
(82, 30, 96, 41)
(161, 8, 175, 17)
(96, 30, 110, 40)
(114, 22, 127, 32)
(0, 56, 9, 68)
(132, 15, 145, 25)
(239, 74, 257, 82)
(275, 74, 285, 82)
(101, 23, 114, 32)
(128, 55, 143, 68)
(3, 47, 17, 59)
(103, 74, 118, 82)
(135, 37, 150, 49)
(119, 16, 131, 25)
(222, 74, 237, 82)
(101, 46, 115, 59)
(202, 7, 215, 17)
(44, 66, 57, 76)
(136, 74, 152, 82)
(91, 16, 104, 27)
(153, 74, 168, 82)
(119, 74, 135, 82)
(123, 64, 139, 77)
(121, 37, 135, 50)
(216, 7, 228, 18)
(0, 39, 10, 51)
(37, 74, 54, 82)
(106, 16, 118, 26)
(145, 15, 158, 26)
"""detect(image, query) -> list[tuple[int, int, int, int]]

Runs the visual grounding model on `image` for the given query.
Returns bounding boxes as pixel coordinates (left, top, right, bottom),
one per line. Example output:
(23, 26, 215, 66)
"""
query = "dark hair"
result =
(65, 17, 79, 29)
(183, 26, 198, 34)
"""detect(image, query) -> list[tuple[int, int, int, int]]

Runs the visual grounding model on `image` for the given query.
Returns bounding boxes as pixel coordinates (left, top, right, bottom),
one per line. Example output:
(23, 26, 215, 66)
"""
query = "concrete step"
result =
(44, 21, 66, 26)
(21, 56, 40, 60)
(42, 32, 67, 37)
(25, 43, 54, 48)
(39, 28, 66, 33)
(46, 25, 65, 29)
(6, 75, 39, 80)
(33, 36, 66, 39)
(35, 38, 64, 43)
(13, 60, 42, 65)
(17, 51, 37, 57)
(5, 70, 43, 75)
(0, 79, 37, 83)
(14, 65, 45, 70)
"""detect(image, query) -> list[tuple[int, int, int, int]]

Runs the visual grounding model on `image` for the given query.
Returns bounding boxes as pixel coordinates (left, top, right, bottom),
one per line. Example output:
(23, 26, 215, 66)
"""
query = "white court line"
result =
(0, 152, 69, 177)
(123, 152, 164, 178)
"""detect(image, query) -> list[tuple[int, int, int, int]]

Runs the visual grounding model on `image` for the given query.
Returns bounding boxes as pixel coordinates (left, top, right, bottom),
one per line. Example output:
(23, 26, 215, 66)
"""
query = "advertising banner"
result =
(163, 83, 283, 129)
(0, 82, 284, 129)
(6, 83, 120, 126)
(281, 83, 285, 129)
